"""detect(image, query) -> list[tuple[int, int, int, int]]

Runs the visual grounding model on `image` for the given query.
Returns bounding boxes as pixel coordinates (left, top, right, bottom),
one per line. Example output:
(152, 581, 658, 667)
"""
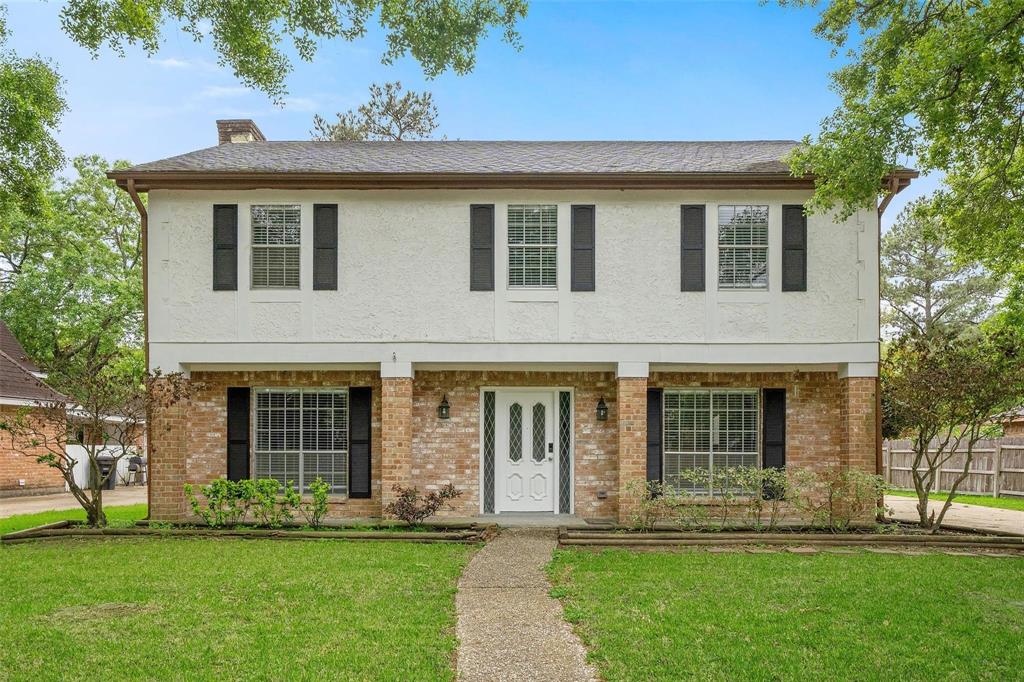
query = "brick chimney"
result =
(216, 119, 266, 144)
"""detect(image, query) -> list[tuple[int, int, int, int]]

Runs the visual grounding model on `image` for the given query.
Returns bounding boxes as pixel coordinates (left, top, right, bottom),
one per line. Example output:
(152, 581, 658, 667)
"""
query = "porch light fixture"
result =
(438, 395, 451, 420)
(596, 397, 609, 421)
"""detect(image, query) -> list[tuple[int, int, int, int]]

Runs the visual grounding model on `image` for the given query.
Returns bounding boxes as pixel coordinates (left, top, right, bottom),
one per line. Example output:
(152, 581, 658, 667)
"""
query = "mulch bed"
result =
(1, 520, 493, 545)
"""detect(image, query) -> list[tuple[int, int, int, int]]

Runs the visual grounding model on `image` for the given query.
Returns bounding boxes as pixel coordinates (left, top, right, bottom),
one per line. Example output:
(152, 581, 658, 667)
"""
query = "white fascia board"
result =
(153, 341, 879, 372)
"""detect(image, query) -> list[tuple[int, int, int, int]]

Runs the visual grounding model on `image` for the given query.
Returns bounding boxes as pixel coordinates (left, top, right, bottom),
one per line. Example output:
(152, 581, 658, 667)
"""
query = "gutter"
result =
(122, 178, 152, 519)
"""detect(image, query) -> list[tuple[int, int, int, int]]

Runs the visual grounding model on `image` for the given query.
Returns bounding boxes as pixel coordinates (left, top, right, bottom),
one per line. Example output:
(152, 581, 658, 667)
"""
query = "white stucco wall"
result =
(146, 188, 879, 372)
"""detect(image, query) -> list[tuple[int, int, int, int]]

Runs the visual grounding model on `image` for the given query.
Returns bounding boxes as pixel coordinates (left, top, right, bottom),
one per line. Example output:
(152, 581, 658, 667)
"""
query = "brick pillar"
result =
(380, 375, 413, 512)
(839, 376, 877, 473)
(616, 375, 648, 525)
(148, 378, 190, 521)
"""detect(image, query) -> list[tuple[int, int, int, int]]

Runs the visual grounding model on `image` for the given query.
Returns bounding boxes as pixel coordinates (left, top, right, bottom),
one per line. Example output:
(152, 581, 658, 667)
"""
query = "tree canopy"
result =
(0, 155, 143, 389)
(61, 0, 528, 100)
(312, 81, 440, 141)
(0, 9, 66, 219)
(881, 197, 1000, 337)
(783, 0, 1024, 282)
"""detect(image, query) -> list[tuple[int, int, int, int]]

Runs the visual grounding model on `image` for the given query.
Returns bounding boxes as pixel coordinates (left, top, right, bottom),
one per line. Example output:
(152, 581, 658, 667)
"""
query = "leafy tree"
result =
(781, 1, 1024, 281)
(0, 8, 65, 218)
(882, 327, 1024, 530)
(0, 156, 143, 387)
(312, 81, 440, 141)
(60, 0, 528, 100)
(881, 197, 1000, 337)
(0, 366, 191, 527)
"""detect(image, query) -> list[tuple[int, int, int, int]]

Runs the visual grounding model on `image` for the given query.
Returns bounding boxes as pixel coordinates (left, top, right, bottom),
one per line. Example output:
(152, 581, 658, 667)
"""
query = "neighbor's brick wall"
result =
(0, 405, 65, 497)
(149, 370, 382, 522)
(410, 371, 619, 519)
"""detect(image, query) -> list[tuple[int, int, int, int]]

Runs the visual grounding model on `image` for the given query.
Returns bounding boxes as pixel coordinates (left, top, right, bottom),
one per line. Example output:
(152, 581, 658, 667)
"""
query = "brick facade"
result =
(0, 405, 65, 497)
(147, 368, 877, 524)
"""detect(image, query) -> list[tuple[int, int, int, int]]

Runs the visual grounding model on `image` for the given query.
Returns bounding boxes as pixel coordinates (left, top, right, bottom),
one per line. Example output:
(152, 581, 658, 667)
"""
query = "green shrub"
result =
(184, 478, 301, 529)
(300, 477, 331, 529)
(787, 466, 887, 532)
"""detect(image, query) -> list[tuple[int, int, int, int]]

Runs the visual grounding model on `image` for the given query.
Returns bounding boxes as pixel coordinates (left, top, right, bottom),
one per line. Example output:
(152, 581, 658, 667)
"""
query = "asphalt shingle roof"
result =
(0, 321, 64, 403)
(122, 140, 803, 175)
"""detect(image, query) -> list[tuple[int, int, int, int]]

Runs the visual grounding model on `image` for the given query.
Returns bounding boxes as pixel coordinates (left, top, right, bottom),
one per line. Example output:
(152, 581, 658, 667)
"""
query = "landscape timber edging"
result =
(1, 522, 492, 545)
(558, 527, 1024, 551)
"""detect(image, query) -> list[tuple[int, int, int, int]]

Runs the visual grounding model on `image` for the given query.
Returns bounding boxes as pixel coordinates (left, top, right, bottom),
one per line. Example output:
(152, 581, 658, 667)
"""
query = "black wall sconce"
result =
(438, 394, 451, 420)
(596, 397, 609, 421)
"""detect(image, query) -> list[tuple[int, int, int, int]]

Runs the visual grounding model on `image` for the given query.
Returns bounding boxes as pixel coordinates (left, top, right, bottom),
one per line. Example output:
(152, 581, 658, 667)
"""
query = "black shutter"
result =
(348, 387, 372, 498)
(571, 204, 596, 291)
(313, 204, 338, 290)
(782, 205, 807, 292)
(469, 204, 494, 291)
(646, 388, 663, 487)
(763, 388, 786, 498)
(680, 205, 705, 291)
(226, 387, 250, 481)
(213, 204, 238, 291)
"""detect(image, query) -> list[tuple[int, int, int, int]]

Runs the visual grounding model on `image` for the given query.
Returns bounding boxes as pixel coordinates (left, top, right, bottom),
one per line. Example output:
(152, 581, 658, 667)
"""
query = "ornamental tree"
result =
(0, 365, 192, 527)
(882, 327, 1024, 530)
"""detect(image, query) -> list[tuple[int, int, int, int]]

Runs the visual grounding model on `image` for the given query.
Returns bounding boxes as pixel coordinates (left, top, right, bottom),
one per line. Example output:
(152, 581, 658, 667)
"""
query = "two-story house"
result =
(110, 119, 915, 523)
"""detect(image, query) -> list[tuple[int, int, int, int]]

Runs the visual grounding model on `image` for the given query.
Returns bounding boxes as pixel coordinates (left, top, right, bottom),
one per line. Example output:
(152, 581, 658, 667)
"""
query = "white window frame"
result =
(663, 388, 761, 494)
(717, 204, 769, 290)
(252, 387, 349, 496)
(250, 204, 301, 289)
(507, 204, 558, 289)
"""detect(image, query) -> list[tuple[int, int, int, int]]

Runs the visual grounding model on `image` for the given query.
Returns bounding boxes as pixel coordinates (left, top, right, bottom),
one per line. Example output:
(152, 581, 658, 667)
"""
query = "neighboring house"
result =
(109, 119, 916, 523)
(998, 408, 1024, 437)
(0, 321, 66, 497)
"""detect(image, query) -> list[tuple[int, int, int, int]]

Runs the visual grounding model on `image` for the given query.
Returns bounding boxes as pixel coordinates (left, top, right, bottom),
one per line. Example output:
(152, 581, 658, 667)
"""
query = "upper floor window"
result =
(251, 205, 300, 288)
(718, 205, 768, 289)
(508, 204, 557, 288)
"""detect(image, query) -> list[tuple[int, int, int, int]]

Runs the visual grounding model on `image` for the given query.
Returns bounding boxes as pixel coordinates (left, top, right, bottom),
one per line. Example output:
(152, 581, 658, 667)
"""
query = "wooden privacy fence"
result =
(883, 437, 1024, 498)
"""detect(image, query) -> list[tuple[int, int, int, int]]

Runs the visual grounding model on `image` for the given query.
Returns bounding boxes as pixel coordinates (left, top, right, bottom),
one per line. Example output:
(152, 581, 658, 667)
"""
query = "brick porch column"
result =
(380, 362, 414, 512)
(839, 364, 879, 474)
(615, 363, 649, 525)
(147, 376, 190, 521)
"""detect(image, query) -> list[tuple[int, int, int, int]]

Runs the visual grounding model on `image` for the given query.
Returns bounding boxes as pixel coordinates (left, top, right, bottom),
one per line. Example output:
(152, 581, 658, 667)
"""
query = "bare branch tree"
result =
(311, 82, 440, 141)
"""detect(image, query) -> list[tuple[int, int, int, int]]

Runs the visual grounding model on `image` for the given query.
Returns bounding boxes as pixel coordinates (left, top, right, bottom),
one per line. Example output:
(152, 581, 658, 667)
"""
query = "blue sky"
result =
(6, 0, 935, 227)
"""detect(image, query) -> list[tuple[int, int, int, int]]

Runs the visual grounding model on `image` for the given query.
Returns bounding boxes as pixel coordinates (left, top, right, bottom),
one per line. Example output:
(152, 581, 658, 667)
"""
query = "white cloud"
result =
(198, 85, 252, 99)
(282, 96, 320, 113)
(153, 57, 191, 69)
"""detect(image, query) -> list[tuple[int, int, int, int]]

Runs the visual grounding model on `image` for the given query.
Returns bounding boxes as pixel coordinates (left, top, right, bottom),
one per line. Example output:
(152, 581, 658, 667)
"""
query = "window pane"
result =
(251, 205, 300, 289)
(508, 205, 557, 288)
(255, 388, 349, 495)
(718, 205, 768, 289)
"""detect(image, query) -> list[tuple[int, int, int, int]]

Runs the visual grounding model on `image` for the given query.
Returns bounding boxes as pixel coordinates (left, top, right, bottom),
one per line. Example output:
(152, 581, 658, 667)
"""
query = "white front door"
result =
(495, 391, 556, 512)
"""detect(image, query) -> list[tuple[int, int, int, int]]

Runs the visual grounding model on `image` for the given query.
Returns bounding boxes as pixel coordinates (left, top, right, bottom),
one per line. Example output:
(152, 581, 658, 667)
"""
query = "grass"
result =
(0, 503, 148, 535)
(1, 536, 475, 680)
(887, 490, 1024, 512)
(549, 548, 1024, 681)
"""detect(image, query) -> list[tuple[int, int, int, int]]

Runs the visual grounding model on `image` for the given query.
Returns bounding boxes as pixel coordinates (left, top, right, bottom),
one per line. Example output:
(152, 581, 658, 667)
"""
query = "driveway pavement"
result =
(886, 495, 1024, 536)
(0, 487, 147, 518)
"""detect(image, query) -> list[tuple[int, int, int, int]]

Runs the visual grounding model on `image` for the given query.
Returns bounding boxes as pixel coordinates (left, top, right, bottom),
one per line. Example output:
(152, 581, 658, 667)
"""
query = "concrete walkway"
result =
(456, 528, 598, 682)
(886, 495, 1024, 535)
(0, 487, 147, 518)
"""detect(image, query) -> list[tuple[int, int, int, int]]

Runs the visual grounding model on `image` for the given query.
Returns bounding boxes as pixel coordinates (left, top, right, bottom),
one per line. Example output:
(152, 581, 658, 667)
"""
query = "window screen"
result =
(253, 388, 348, 494)
(251, 205, 301, 288)
(508, 204, 557, 288)
(718, 205, 768, 289)
(663, 389, 759, 494)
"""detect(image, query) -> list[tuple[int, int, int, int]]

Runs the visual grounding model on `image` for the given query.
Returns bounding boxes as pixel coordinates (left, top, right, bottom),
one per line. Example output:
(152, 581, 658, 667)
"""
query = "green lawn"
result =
(549, 548, 1024, 681)
(0, 503, 148, 535)
(2, 536, 475, 680)
(887, 490, 1024, 512)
